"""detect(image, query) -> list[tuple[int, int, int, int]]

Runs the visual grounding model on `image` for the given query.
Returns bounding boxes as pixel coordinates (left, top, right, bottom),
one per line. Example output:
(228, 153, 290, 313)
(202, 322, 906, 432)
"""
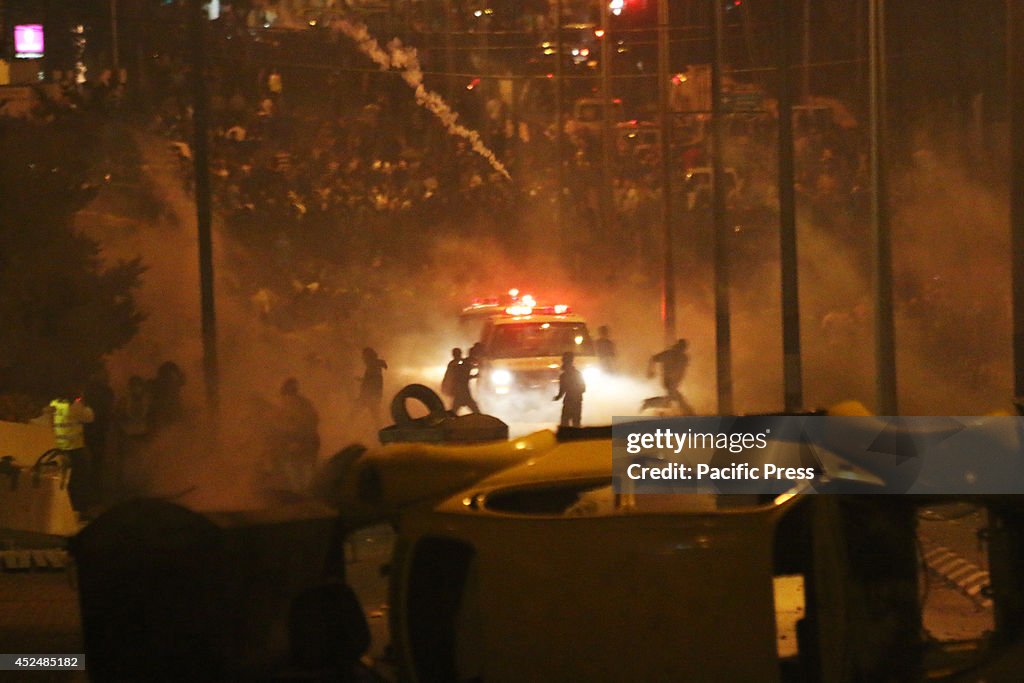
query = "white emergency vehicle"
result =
(460, 290, 603, 397)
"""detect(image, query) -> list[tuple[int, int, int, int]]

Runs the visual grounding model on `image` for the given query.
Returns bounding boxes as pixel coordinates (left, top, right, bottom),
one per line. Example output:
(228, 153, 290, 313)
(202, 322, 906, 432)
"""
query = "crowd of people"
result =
(30, 360, 335, 520)
(106, 9, 876, 331)
(4, 13, 866, 444)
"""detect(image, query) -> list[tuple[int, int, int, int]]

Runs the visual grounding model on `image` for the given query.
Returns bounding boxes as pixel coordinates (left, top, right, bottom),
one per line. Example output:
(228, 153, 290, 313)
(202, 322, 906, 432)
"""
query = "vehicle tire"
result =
(390, 384, 447, 428)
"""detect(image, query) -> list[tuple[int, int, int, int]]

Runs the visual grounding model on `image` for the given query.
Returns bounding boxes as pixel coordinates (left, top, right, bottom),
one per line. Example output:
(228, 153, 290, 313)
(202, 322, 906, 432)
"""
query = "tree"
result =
(0, 113, 145, 411)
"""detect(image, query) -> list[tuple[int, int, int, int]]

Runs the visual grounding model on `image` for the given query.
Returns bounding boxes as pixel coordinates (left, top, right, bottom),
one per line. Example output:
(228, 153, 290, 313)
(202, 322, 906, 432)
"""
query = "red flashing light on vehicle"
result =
(467, 289, 570, 318)
(505, 305, 533, 316)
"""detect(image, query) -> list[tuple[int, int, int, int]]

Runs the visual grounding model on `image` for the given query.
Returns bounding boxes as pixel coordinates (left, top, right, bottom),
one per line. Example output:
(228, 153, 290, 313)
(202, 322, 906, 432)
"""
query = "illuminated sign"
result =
(14, 24, 45, 59)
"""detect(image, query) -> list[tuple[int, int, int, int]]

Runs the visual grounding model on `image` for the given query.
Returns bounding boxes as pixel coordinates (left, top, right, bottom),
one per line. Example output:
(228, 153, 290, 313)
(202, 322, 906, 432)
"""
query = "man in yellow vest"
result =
(46, 392, 96, 518)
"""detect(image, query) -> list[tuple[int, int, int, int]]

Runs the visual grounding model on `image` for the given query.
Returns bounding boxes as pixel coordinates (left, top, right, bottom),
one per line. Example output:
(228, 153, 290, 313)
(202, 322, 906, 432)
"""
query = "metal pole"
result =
(555, 0, 565, 248)
(600, 0, 614, 239)
(711, 0, 733, 414)
(801, 0, 810, 103)
(480, 9, 489, 99)
(658, 0, 675, 345)
(110, 0, 120, 72)
(1009, 0, 1024, 400)
(855, 0, 865, 111)
(777, 0, 802, 412)
(188, 0, 219, 410)
(869, 0, 896, 414)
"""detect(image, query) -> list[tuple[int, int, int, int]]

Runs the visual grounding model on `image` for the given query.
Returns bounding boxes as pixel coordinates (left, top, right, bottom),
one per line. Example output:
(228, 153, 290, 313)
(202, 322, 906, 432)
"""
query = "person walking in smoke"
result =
(467, 342, 484, 377)
(150, 361, 186, 428)
(354, 347, 388, 427)
(553, 351, 586, 428)
(113, 375, 154, 495)
(273, 377, 320, 492)
(441, 348, 480, 415)
(441, 348, 460, 401)
(648, 339, 695, 416)
(595, 325, 617, 374)
(466, 342, 485, 398)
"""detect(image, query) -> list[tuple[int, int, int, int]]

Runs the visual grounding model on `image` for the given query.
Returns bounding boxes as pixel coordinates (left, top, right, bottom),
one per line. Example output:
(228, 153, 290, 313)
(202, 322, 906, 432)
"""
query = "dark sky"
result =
(1, 0, 1012, 149)
(887, 0, 1006, 128)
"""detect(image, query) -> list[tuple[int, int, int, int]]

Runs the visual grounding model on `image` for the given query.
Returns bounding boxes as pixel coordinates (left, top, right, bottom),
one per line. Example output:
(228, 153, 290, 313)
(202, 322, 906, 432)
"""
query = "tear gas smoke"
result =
(333, 18, 512, 181)
(82, 133, 373, 508)
(80, 74, 1011, 509)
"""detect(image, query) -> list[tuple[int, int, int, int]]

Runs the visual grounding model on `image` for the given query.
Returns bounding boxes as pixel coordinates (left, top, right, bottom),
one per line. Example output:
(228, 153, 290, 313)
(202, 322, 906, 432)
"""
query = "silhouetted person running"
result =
(649, 339, 695, 415)
(442, 348, 480, 415)
(553, 351, 586, 428)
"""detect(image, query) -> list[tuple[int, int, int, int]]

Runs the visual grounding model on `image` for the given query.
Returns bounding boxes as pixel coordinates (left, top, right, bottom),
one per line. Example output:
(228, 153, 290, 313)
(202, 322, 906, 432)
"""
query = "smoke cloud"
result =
(78, 45, 1014, 511)
(333, 19, 512, 181)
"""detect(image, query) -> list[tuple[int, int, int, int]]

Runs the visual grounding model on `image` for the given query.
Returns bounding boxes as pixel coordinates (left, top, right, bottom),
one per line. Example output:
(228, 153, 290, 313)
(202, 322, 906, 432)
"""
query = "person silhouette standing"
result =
(595, 325, 617, 373)
(354, 347, 388, 427)
(553, 352, 586, 428)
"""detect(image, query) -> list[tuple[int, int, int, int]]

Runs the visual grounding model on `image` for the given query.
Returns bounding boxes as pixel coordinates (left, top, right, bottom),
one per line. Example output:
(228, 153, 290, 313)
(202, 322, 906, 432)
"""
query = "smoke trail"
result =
(334, 19, 511, 181)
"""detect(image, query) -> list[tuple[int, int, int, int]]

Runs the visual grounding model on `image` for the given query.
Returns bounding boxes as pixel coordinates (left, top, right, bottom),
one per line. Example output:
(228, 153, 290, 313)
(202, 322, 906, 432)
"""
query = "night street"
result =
(4, 0, 1024, 680)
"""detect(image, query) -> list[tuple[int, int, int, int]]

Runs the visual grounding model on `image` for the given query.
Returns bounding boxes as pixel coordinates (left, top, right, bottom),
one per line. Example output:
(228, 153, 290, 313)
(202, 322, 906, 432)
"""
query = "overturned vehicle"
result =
(68, 391, 1024, 681)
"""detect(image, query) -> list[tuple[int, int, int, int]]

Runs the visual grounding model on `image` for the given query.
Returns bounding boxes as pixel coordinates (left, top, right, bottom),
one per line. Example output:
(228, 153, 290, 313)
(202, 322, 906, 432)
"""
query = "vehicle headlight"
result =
(582, 366, 603, 383)
(491, 369, 512, 386)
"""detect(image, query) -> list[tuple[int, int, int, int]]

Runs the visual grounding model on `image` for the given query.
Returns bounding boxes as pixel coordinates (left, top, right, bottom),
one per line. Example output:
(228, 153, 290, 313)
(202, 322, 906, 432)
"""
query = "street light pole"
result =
(711, 0, 733, 414)
(188, 0, 219, 411)
(110, 0, 120, 73)
(869, 0, 897, 414)
(777, 0, 803, 412)
(600, 0, 614, 239)
(658, 0, 675, 345)
(1009, 0, 1024, 401)
(801, 0, 810, 103)
(556, 0, 566, 248)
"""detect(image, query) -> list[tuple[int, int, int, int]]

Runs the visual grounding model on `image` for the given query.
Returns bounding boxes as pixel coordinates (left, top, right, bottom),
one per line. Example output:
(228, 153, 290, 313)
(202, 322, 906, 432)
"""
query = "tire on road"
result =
(390, 384, 447, 428)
